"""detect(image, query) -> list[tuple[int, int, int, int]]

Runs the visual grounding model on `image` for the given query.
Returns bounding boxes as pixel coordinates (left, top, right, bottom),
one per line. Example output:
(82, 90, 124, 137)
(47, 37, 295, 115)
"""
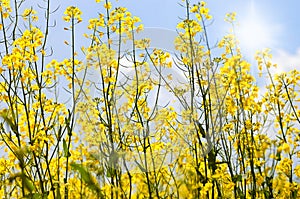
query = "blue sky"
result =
(46, 0, 300, 72)
(121, 0, 300, 52)
(122, 0, 300, 66)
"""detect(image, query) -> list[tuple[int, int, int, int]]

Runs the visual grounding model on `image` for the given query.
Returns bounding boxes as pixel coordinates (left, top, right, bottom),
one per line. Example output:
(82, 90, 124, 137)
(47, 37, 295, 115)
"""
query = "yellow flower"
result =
(190, 5, 198, 13)
(22, 8, 38, 21)
(63, 6, 82, 23)
(282, 142, 290, 153)
(200, 1, 206, 7)
(294, 165, 300, 178)
(225, 12, 236, 23)
(200, 7, 209, 16)
(103, 2, 112, 10)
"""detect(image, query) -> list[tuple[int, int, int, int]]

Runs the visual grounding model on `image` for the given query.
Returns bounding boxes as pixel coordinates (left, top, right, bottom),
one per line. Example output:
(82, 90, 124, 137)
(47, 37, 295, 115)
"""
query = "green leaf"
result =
(23, 175, 35, 192)
(106, 168, 116, 178)
(276, 151, 281, 161)
(0, 109, 17, 132)
(24, 193, 43, 199)
(233, 174, 242, 183)
(64, 111, 72, 136)
(71, 163, 90, 182)
(237, 187, 245, 198)
(62, 138, 70, 157)
(71, 163, 103, 197)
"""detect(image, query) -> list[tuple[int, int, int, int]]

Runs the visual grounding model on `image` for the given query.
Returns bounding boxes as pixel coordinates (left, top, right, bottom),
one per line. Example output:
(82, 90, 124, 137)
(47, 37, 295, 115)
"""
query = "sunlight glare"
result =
(236, 2, 277, 56)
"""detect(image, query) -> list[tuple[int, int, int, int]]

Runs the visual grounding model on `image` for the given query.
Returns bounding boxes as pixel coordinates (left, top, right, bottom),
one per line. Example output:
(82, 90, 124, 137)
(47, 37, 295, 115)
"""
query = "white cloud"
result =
(273, 48, 300, 73)
(235, 5, 283, 61)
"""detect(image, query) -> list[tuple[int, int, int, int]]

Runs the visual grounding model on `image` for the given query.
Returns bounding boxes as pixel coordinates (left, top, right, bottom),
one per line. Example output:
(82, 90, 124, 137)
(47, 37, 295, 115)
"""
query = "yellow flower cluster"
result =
(0, 0, 11, 18)
(225, 12, 237, 23)
(191, 1, 212, 20)
(177, 19, 203, 37)
(134, 38, 151, 49)
(87, 13, 105, 30)
(63, 6, 82, 23)
(22, 8, 38, 21)
(0, 1, 300, 199)
(46, 58, 83, 89)
(150, 49, 172, 68)
(1, 27, 44, 68)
